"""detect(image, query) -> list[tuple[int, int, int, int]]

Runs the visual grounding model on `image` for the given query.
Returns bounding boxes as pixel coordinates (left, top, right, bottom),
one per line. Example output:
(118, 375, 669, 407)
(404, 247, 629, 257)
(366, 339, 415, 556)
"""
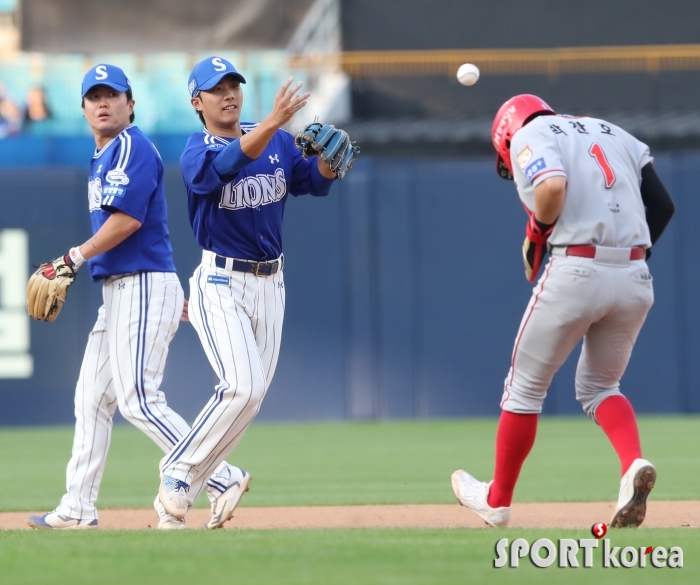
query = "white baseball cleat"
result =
(158, 475, 190, 519)
(610, 458, 656, 528)
(26, 511, 98, 530)
(154, 496, 187, 530)
(451, 470, 512, 528)
(204, 468, 252, 530)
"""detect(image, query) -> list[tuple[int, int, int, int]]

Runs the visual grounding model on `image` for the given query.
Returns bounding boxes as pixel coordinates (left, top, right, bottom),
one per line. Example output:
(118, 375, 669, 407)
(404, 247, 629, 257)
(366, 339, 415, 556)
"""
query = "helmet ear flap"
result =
(496, 156, 513, 180)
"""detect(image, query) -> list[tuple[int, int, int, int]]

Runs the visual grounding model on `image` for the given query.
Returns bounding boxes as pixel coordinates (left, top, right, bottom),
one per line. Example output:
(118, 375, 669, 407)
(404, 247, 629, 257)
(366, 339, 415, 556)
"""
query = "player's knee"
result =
(500, 383, 546, 413)
(224, 377, 266, 410)
(248, 381, 266, 408)
(576, 386, 622, 419)
(117, 408, 147, 426)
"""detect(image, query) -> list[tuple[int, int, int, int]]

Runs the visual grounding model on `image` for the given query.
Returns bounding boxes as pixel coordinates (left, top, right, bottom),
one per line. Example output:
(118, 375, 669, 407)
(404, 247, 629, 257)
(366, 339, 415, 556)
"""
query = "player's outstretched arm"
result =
(240, 77, 310, 160)
(77, 211, 142, 263)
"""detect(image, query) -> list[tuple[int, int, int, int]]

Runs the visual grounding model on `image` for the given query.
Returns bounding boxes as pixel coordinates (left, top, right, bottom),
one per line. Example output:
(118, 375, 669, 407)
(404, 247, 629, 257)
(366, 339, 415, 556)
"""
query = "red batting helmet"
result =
(492, 94, 555, 180)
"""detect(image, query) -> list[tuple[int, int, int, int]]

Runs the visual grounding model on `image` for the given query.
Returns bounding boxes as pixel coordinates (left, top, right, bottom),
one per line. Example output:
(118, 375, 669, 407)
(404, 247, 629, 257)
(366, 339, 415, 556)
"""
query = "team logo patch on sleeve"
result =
(106, 170, 130, 185)
(525, 158, 547, 181)
(103, 185, 126, 198)
(207, 274, 231, 285)
(517, 146, 533, 170)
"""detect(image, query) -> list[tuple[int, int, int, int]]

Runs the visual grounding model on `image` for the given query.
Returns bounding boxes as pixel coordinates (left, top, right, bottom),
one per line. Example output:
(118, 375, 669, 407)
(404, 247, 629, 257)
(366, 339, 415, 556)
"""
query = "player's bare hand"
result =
(180, 299, 189, 323)
(241, 78, 311, 159)
(268, 77, 310, 127)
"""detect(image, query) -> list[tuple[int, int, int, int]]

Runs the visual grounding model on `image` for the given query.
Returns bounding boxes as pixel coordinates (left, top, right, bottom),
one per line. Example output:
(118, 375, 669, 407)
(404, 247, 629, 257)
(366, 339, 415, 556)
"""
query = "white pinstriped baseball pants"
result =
(500, 249, 654, 417)
(55, 271, 236, 520)
(161, 251, 285, 490)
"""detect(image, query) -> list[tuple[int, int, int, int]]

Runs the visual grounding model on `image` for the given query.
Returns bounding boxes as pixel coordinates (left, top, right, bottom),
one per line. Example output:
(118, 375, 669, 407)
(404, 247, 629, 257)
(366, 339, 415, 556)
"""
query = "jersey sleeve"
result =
(511, 122, 567, 187)
(211, 139, 256, 183)
(180, 140, 228, 196)
(180, 135, 252, 195)
(286, 133, 335, 197)
(619, 126, 654, 175)
(100, 134, 159, 223)
(181, 135, 265, 195)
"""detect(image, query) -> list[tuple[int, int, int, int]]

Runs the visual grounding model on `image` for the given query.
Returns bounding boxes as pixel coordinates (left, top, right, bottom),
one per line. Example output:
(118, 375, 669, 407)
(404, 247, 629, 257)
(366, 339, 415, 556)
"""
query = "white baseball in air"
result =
(456, 63, 480, 86)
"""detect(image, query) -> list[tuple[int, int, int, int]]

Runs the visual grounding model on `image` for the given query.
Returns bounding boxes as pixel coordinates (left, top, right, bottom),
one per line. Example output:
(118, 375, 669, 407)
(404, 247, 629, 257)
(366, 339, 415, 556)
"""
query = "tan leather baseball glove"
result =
(27, 255, 77, 322)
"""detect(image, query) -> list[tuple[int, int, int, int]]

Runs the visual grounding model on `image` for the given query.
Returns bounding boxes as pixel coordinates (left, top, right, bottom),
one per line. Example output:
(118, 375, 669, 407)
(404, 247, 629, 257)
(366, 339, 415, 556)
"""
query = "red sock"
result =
(487, 411, 538, 508)
(595, 395, 642, 475)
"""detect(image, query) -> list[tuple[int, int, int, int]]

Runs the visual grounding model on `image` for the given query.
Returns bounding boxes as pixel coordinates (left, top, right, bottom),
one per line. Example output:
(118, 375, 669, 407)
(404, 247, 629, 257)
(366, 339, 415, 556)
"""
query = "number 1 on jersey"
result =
(588, 143, 616, 189)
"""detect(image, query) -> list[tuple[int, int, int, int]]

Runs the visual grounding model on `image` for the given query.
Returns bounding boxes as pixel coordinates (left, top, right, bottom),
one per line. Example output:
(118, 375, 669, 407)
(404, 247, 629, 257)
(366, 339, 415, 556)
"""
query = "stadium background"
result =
(2, 0, 700, 425)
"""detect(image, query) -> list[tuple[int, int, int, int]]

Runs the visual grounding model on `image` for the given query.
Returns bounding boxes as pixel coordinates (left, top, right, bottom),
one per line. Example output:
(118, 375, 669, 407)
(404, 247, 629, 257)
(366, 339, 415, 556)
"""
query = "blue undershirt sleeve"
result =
(212, 139, 256, 183)
(289, 150, 335, 197)
(308, 162, 335, 196)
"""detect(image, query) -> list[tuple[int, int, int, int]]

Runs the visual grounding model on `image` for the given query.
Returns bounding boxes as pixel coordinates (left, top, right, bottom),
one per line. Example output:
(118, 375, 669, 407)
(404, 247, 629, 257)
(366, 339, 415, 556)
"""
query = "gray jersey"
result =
(510, 115, 653, 248)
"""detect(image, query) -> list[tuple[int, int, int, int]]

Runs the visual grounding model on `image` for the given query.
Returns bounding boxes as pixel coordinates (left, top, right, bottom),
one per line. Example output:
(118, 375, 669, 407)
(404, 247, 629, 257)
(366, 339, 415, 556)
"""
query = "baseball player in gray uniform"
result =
(26, 64, 247, 531)
(452, 94, 675, 528)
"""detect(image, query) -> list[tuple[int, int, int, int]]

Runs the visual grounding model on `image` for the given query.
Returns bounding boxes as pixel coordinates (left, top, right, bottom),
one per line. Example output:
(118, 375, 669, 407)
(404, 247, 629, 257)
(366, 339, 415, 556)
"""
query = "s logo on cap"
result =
(95, 65, 108, 80)
(212, 58, 227, 72)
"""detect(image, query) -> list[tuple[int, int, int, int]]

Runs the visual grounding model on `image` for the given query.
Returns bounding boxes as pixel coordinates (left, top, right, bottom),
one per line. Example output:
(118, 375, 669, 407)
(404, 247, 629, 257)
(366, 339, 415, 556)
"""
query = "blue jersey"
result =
(180, 124, 335, 260)
(87, 126, 176, 281)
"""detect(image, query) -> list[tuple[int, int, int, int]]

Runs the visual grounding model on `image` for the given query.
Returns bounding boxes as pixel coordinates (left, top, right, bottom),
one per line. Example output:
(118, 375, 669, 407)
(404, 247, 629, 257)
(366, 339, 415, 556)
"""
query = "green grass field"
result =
(0, 416, 698, 584)
(0, 528, 697, 585)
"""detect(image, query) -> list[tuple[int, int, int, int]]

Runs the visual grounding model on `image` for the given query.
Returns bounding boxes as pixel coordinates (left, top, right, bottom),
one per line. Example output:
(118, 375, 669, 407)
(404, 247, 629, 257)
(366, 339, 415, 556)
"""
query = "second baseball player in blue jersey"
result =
(27, 64, 248, 532)
(157, 56, 347, 523)
(181, 124, 331, 258)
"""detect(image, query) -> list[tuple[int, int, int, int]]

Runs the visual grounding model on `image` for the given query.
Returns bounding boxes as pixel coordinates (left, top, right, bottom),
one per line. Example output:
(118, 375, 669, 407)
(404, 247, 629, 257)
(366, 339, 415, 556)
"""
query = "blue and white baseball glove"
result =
(294, 122, 360, 179)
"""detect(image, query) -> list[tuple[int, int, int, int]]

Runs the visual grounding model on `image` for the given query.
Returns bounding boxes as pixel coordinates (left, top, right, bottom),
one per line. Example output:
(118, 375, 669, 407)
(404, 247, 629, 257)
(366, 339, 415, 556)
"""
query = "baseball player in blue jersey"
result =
(156, 56, 356, 522)
(27, 64, 248, 531)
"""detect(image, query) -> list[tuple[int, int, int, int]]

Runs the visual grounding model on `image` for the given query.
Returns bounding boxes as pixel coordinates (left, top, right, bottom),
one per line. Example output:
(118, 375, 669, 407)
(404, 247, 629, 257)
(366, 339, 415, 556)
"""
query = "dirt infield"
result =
(1, 501, 698, 530)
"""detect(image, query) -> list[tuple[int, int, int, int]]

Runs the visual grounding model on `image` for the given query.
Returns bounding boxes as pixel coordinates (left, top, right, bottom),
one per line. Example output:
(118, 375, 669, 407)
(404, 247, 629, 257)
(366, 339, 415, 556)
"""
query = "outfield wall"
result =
(0, 153, 695, 424)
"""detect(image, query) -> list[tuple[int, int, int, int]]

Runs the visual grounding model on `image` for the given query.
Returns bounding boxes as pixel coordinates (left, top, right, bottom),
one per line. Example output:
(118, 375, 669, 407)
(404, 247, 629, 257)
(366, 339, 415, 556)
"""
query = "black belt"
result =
(214, 255, 282, 276)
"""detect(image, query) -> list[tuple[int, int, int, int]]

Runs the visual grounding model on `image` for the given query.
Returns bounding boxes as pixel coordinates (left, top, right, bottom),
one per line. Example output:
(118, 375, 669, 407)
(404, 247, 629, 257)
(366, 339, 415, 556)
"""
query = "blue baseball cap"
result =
(188, 56, 246, 97)
(82, 64, 131, 97)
